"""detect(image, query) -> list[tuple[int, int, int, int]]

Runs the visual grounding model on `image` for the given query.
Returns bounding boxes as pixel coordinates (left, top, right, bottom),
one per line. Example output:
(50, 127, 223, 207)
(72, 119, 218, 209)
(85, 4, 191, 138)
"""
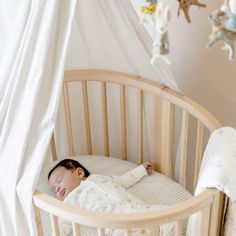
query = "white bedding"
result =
(188, 127, 236, 236)
(37, 155, 192, 235)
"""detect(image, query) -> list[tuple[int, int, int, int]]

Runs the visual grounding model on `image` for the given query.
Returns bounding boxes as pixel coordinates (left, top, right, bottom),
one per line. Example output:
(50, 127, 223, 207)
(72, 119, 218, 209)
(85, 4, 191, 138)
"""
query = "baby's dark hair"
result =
(48, 159, 90, 180)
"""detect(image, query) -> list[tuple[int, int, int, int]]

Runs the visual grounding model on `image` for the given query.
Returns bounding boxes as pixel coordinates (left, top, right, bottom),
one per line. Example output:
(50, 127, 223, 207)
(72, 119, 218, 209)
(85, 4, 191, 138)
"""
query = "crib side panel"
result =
(33, 189, 221, 236)
(50, 70, 221, 192)
(53, 70, 165, 165)
(161, 88, 221, 192)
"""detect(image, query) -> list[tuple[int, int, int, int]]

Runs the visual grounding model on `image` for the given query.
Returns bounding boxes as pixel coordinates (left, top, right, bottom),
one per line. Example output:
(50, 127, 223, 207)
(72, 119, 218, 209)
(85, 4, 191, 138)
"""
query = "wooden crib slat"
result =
(101, 82, 110, 156)
(153, 96, 162, 173)
(161, 99, 174, 178)
(151, 225, 158, 236)
(72, 223, 80, 236)
(126, 229, 132, 236)
(209, 191, 225, 236)
(63, 82, 75, 156)
(194, 121, 204, 189)
(82, 81, 93, 155)
(179, 110, 189, 187)
(50, 214, 60, 236)
(97, 228, 105, 236)
(200, 205, 211, 236)
(174, 220, 183, 236)
(34, 205, 44, 236)
(138, 91, 144, 164)
(120, 85, 127, 160)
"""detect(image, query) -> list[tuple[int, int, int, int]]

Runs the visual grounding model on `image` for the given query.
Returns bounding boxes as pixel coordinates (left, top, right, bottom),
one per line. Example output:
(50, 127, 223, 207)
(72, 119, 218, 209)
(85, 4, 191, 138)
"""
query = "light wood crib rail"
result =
(34, 70, 225, 236)
(34, 189, 222, 236)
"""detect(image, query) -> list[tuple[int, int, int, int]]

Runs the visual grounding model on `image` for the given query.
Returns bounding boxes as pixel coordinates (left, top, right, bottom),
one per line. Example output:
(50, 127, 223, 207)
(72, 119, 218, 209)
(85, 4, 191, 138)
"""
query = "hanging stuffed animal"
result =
(206, 0, 236, 60)
(177, 0, 206, 23)
(141, 0, 158, 14)
(140, 0, 158, 25)
(151, 2, 172, 64)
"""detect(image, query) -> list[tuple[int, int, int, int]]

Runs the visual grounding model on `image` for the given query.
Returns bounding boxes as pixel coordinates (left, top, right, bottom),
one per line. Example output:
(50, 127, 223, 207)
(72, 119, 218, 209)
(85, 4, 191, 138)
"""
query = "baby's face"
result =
(48, 167, 83, 201)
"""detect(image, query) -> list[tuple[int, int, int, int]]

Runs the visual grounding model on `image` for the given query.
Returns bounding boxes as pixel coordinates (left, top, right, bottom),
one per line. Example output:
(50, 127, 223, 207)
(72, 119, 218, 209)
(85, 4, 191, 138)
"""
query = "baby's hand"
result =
(143, 162, 153, 175)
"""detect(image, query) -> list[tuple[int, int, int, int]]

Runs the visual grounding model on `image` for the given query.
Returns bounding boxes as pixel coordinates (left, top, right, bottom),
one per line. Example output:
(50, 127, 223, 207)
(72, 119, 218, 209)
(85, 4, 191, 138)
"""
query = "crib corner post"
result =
(209, 190, 225, 236)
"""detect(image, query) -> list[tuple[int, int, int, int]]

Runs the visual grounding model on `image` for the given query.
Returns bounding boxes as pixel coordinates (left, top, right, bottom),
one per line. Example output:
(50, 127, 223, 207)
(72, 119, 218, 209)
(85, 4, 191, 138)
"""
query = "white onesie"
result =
(60, 165, 173, 236)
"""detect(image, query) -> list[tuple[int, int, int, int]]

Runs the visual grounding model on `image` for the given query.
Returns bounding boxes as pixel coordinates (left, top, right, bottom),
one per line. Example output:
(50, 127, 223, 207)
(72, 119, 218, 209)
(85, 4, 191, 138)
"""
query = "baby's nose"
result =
(56, 185, 61, 193)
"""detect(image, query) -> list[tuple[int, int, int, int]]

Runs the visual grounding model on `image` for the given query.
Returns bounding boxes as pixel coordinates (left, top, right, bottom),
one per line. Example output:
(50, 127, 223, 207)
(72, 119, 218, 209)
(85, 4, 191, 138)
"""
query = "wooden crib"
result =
(33, 70, 225, 236)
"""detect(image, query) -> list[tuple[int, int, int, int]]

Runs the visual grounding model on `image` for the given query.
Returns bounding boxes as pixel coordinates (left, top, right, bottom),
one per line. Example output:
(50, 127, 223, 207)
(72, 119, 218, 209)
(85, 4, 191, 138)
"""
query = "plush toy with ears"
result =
(207, 3, 236, 60)
(177, 0, 206, 23)
(151, 3, 172, 65)
(140, 0, 158, 25)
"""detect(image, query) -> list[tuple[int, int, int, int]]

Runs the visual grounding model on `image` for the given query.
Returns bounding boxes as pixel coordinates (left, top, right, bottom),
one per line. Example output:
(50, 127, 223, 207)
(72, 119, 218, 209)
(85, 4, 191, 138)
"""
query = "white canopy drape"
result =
(55, 0, 179, 159)
(0, 0, 179, 235)
(65, 0, 178, 89)
(0, 0, 77, 235)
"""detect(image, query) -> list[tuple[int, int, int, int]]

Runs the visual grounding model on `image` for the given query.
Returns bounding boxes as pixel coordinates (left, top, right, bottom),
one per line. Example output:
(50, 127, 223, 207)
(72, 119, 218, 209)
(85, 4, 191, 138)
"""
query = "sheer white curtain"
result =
(0, 0, 179, 235)
(65, 0, 178, 90)
(0, 0, 77, 235)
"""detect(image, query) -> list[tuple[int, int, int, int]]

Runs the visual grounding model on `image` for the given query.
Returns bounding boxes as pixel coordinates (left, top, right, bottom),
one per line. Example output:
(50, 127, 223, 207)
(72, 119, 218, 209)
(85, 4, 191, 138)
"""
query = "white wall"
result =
(132, 0, 236, 127)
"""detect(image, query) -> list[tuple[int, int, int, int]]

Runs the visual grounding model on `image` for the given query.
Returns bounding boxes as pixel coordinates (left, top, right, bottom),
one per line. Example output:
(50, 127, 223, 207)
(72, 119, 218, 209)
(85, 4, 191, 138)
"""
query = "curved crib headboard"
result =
(51, 69, 221, 192)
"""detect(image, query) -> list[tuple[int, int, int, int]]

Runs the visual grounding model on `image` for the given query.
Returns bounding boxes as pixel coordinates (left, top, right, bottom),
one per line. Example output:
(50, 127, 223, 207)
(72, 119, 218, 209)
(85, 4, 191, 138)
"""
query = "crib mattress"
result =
(37, 155, 192, 235)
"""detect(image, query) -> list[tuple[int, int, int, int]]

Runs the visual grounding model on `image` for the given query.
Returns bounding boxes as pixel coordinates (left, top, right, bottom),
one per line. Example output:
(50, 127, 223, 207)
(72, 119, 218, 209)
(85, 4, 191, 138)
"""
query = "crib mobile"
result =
(140, 0, 236, 62)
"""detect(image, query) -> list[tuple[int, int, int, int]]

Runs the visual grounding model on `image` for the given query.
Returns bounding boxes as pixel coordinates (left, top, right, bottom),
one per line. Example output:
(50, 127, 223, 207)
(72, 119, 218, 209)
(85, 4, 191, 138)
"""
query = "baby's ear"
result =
(75, 167, 85, 179)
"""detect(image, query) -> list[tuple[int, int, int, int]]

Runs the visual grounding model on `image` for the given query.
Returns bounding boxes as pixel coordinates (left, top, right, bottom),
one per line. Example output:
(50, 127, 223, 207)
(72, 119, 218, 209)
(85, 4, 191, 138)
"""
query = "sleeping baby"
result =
(48, 159, 173, 236)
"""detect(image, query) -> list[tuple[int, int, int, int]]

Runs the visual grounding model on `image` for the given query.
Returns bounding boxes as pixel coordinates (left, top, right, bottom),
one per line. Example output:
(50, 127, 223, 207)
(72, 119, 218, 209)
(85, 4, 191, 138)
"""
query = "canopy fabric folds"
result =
(0, 0, 77, 235)
(55, 0, 179, 159)
(0, 0, 178, 235)
(65, 0, 179, 90)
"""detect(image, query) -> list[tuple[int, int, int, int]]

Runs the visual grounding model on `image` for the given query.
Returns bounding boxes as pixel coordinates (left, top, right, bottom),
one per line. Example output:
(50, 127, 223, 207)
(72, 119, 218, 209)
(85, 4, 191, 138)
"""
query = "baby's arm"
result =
(111, 162, 153, 188)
